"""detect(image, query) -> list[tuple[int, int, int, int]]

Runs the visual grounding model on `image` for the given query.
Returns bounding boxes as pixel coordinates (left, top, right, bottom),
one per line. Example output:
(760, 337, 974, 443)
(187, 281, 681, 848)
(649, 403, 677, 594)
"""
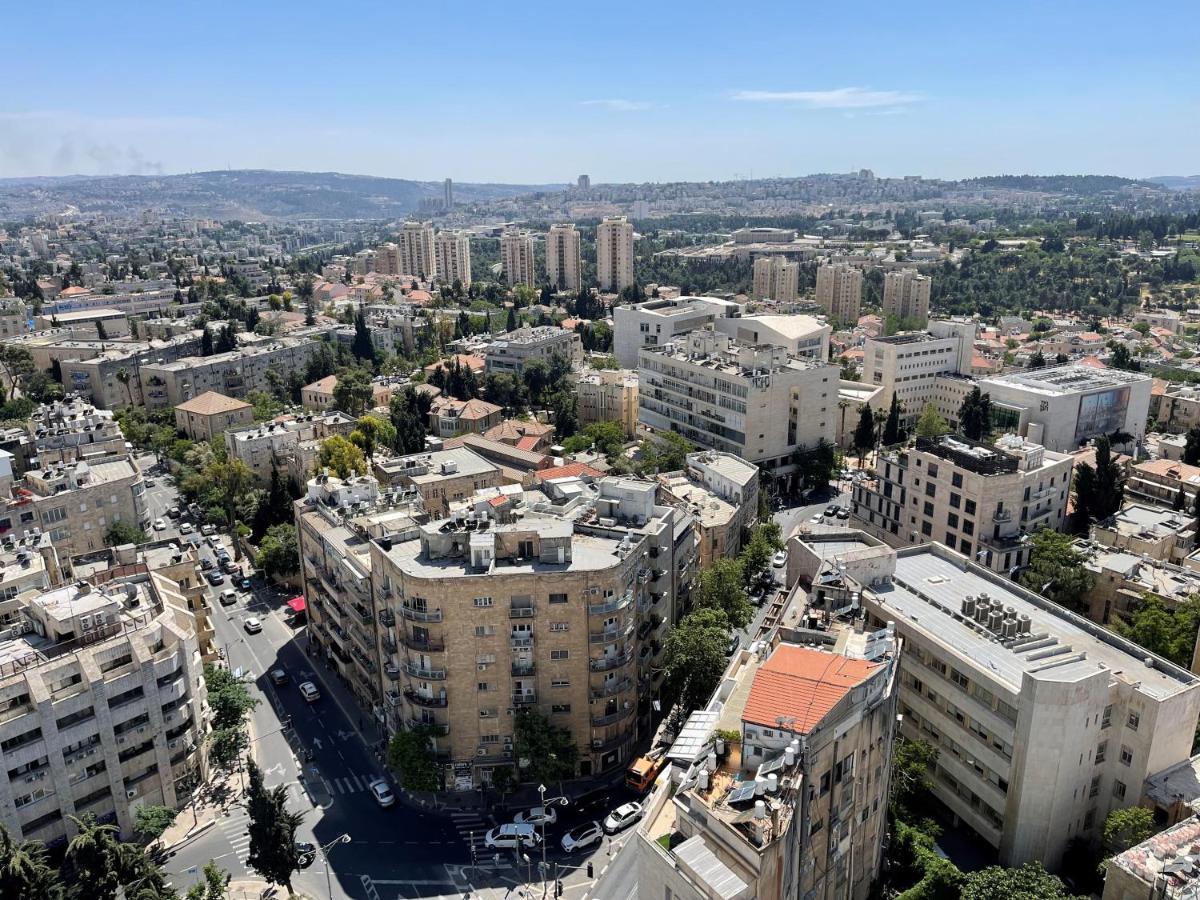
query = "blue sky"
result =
(2, 0, 1197, 182)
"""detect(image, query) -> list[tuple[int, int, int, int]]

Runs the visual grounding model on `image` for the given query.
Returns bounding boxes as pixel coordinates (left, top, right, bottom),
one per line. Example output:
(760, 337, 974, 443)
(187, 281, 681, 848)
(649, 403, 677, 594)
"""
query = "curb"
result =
(162, 818, 217, 852)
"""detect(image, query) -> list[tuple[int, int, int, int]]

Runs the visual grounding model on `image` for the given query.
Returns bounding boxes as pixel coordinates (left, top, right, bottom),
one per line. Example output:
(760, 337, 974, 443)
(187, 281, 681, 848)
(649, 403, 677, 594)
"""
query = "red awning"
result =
(287, 596, 306, 612)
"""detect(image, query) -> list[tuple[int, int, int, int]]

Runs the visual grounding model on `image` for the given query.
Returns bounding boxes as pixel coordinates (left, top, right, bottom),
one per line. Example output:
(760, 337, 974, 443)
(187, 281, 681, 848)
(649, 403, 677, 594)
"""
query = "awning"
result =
(287, 596, 306, 613)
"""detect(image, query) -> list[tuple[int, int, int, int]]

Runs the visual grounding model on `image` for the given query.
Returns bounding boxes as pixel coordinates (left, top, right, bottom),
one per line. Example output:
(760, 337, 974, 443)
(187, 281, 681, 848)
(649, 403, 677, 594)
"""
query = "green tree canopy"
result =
(915, 403, 950, 438)
(562, 421, 626, 459)
(882, 394, 903, 445)
(960, 862, 1083, 900)
(105, 521, 147, 547)
(514, 708, 579, 784)
(1018, 528, 1095, 613)
(244, 758, 304, 894)
(662, 608, 733, 719)
(853, 404, 875, 461)
(333, 368, 375, 416)
(693, 558, 752, 629)
(387, 726, 442, 791)
(0, 826, 63, 899)
(958, 387, 993, 441)
(349, 414, 397, 460)
(1102, 805, 1156, 855)
(132, 805, 178, 846)
(1114, 595, 1200, 668)
(256, 523, 299, 580)
(317, 434, 368, 479)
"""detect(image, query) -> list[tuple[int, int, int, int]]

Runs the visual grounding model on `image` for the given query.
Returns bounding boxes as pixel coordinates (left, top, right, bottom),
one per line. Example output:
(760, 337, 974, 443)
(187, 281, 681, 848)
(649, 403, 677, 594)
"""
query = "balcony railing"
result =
(403, 634, 445, 653)
(509, 605, 535, 619)
(402, 660, 446, 680)
(588, 591, 634, 616)
(385, 690, 401, 708)
(590, 651, 634, 672)
(589, 620, 634, 644)
(510, 634, 534, 649)
(511, 662, 536, 677)
(512, 692, 538, 706)
(591, 705, 635, 727)
(590, 677, 632, 699)
(404, 689, 448, 708)
(406, 719, 449, 735)
(384, 663, 400, 681)
(382, 635, 397, 654)
(590, 733, 630, 753)
(400, 605, 442, 623)
(992, 509, 1012, 523)
(378, 609, 396, 627)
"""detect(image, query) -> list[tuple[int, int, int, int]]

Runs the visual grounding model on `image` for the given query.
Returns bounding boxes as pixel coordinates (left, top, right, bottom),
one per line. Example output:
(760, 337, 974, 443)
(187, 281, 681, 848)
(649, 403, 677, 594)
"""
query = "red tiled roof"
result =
(1078, 355, 1107, 369)
(532, 462, 602, 482)
(742, 645, 880, 735)
(516, 435, 541, 452)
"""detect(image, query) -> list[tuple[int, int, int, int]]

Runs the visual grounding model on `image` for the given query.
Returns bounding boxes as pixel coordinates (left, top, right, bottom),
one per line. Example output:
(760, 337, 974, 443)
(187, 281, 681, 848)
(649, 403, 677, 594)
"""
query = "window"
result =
(1127, 712, 1140, 732)
(1120, 746, 1133, 766)
(950, 669, 970, 691)
(477, 682, 491, 692)
(1101, 705, 1112, 728)
(1113, 780, 1127, 801)
(819, 771, 831, 795)
(551, 704, 571, 714)
(964, 499, 976, 516)
(551, 679, 570, 689)
(474, 597, 494, 608)
(923, 501, 934, 517)
(549, 623, 568, 632)
(475, 625, 496, 636)
(480, 734, 501, 744)
(1096, 741, 1107, 764)
(921, 521, 932, 537)
(951, 472, 963, 488)
(947, 513, 959, 528)
(1089, 776, 1100, 798)
(945, 534, 957, 549)
(927, 464, 939, 478)
(962, 519, 974, 536)
(949, 492, 960, 509)
(549, 593, 568, 605)
(550, 650, 569, 660)
(925, 483, 936, 498)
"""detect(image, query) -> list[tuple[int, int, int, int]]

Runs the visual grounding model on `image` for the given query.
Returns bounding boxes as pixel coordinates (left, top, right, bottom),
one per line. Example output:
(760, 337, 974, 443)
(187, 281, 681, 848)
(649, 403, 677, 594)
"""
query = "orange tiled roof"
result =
(742, 645, 879, 735)
(175, 391, 252, 416)
(532, 462, 602, 482)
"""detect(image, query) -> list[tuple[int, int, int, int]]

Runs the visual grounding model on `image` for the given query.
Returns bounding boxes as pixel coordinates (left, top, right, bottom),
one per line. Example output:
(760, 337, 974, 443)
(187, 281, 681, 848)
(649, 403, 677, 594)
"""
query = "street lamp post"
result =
(537, 784, 570, 899)
(319, 832, 351, 900)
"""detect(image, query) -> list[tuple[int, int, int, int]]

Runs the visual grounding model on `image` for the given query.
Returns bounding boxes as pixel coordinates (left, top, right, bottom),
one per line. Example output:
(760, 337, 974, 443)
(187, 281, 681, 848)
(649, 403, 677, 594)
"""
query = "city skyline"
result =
(2, 0, 1197, 182)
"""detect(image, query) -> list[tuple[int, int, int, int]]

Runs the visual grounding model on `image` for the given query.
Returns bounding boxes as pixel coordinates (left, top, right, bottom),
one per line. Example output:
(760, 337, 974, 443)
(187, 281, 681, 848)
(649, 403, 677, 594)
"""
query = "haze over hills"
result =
(0, 168, 1195, 222)
(0, 170, 564, 221)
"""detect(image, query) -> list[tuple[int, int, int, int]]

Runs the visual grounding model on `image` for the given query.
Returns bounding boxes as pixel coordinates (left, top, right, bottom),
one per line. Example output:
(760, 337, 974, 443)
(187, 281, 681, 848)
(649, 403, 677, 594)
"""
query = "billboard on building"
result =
(1075, 387, 1130, 443)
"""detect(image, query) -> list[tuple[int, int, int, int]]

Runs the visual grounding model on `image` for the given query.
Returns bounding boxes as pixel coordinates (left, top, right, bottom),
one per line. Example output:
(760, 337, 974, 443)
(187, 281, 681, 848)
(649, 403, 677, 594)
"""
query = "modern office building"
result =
(596, 216, 635, 293)
(433, 230, 472, 289)
(851, 432, 1074, 574)
(751, 256, 799, 302)
(398, 221, 437, 280)
(857, 543, 1200, 869)
(815, 263, 863, 325)
(634, 630, 899, 900)
(613, 295, 743, 368)
(500, 229, 536, 288)
(861, 322, 977, 429)
(882, 268, 932, 326)
(0, 571, 208, 846)
(638, 329, 838, 479)
(577, 369, 639, 437)
(977, 366, 1154, 453)
(546, 224, 582, 292)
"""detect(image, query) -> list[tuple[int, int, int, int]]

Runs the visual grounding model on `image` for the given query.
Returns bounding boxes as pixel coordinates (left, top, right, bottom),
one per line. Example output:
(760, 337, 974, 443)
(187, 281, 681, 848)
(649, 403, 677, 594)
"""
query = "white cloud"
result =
(580, 99, 653, 112)
(728, 87, 923, 109)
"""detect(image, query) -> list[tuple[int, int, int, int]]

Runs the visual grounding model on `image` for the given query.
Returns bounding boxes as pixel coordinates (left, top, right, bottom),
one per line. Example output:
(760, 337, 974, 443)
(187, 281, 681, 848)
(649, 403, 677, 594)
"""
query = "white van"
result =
(219, 589, 238, 606)
(484, 823, 541, 849)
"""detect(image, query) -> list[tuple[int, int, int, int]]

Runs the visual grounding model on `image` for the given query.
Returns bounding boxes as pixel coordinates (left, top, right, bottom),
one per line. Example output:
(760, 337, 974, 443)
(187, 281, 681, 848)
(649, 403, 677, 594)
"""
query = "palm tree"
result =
(115, 367, 133, 409)
(0, 826, 62, 899)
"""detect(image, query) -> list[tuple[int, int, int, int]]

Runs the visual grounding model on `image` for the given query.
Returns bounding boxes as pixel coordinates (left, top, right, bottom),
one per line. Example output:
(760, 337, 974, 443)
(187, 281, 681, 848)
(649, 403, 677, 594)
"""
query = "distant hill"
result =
(1147, 175, 1200, 192)
(959, 174, 1157, 194)
(0, 170, 564, 220)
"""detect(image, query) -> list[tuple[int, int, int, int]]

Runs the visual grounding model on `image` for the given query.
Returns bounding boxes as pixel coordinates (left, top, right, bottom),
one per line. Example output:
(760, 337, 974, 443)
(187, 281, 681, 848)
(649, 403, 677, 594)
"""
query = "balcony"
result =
(385, 690, 401, 708)
(510, 634, 534, 649)
(512, 692, 538, 706)
(589, 620, 634, 644)
(378, 608, 396, 627)
(590, 733, 630, 753)
(353, 605, 373, 626)
(400, 605, 442, 623)
(406, 719, 449, 736)
(511, 662, 536, 677)
(588, 591, 634, 616)
(590, 678, 632, 699)
(992, 508, 1012, 523)
(385, 663, 400, 681)
(402, 660, 446, 680)
(382, 635, 397, 654)
(591, 705, 635, 727)
(404, 689, 448, 708)
(403, 634, 445, 653)
(590, 651, 634, 672)
(509, 605, 536, 619)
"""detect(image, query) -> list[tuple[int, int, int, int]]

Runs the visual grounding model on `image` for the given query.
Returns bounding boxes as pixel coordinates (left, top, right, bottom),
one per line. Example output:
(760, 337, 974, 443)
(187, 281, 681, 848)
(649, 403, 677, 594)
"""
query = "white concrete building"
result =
(596, 216, 635, 293)
(852, 433, 1073, 574)
(433, 230, 472, 289)
(612, 295, 743, 368)
(861, 322, 977, 429)
(545, 224, 582, 292)
(500, 229, 535, 288)
(484, 326, 582, 374)
(858, 543, 1200, 869)
(638, 329, 838, 478)
(751, 256, 799, 302)
(713, 314, 830, 361)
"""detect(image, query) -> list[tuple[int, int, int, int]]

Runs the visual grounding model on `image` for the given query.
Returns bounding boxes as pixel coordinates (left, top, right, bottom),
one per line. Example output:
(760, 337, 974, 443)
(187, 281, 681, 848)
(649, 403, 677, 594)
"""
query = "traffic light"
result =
(586, 862, 594, 878)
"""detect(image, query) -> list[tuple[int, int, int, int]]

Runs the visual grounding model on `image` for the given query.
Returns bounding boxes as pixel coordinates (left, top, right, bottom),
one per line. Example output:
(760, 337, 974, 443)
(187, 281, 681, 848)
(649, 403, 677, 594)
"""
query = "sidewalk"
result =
(225, 879, 315, 900)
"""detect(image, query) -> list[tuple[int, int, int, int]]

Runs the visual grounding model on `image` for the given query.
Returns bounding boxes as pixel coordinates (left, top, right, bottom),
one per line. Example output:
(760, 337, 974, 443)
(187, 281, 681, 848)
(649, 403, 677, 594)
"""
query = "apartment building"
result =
(373, 243, 401, 277)
(596, 216, 635, 293)
(373, 447, 502, 517)
(1091, 503, 1195, 564)
(0, 572, 208, 846)
(296, 470, 695, 788)
(577, 369, 639, 437)
(861, 322, 977, 428)
(55, 333, 204, 410)
(1080, 546, 1200, 625)
(433, 230, 472, 288)
(19, 454, 149, 557)
(815, 263, 863, 325)
(857, 543, 1200, 869)
(0, 533, 60, 633)
(638, 329, 838, 478)
(225, 413, 354, 484)
(852, 433, 1073, 574)
(882, 268, 932, 326)
(397, 221, 436, 280)
(751, 256, 799, 302)
(977, 365, 1154, 453)
(173, 391, 254, 442)
(139, 339, 322, 409)
(713, 313, 830, 361)
(483, 326, 582, 374)
(1153, 383, 1200, 431)
(658, 450, 759, 568)
(612, 295, 743, 368)
(500, 230, 536, 288)
(1127, 457, 1200, 507)
(1104, 815, 1200, 900)
(635, 631, 899, 900)
(427, 397, 504, 439)
(0, 300, 31, 340)
(29, 397, 127, 465)
(545, 224, 582, 292)
(35, 308, 131, 340)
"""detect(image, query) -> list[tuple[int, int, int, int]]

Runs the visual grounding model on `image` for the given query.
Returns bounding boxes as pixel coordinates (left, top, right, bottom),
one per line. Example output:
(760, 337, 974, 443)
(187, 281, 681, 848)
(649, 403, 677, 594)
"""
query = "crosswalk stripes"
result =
(217, 807, 253, 865)
(329, 771, 369, 795)
(449, 810, 490, 853)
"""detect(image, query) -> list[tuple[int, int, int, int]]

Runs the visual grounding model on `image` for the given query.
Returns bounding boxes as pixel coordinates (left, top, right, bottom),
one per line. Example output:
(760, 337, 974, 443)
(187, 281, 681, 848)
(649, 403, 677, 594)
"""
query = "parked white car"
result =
(484, 823, 541, 850)
(513, 806, 558, 827)
(603, 802, 644, 834)
(561, 821, 603, 853)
